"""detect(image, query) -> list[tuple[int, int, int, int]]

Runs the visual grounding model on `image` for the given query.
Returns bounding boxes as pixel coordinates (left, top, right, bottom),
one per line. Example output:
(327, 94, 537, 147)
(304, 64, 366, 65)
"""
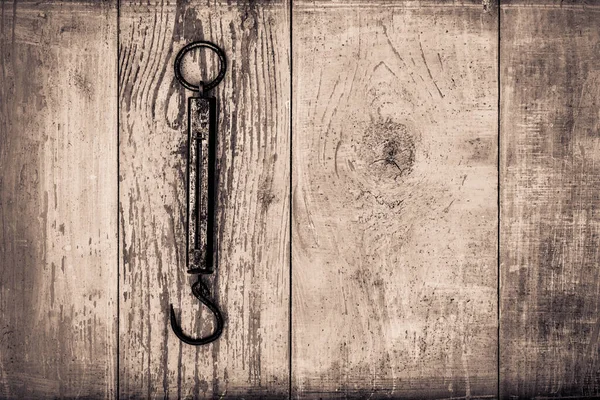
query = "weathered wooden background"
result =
(1, 0, 599, 399)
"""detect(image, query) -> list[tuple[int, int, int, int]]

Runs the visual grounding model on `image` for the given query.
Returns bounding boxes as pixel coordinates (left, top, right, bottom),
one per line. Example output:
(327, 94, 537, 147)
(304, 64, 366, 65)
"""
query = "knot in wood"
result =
(361, 119, 416, 180)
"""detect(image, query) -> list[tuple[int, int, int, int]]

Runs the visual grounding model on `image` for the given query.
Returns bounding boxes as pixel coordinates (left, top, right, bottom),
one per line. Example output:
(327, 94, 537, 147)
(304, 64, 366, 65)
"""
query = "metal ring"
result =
(174, 41, 226, 92)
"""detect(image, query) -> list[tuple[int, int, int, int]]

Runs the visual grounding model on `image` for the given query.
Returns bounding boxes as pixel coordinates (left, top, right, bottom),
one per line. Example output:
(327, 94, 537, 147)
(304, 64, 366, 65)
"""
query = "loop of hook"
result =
(174, 41, 226, 92)
(170, 276, 224, 346)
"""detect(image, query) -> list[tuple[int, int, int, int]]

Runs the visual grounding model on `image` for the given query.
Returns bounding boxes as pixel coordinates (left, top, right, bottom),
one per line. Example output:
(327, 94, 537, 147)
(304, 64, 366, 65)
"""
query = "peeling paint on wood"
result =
(292, 1, 498, 398)
(0, 1, 118, 399)
(500, 2, 600, 398)
(118, 0, 290, 398)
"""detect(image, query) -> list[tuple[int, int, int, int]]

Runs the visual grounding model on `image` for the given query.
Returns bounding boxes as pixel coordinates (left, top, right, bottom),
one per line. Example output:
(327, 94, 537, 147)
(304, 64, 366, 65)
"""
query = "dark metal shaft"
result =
(187, 96, 216, 273)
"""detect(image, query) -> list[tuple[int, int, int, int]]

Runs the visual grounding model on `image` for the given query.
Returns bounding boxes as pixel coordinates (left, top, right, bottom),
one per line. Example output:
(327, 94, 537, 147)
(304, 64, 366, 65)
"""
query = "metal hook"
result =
(169, 276, 224, 346)
(169, 41, 227, 346)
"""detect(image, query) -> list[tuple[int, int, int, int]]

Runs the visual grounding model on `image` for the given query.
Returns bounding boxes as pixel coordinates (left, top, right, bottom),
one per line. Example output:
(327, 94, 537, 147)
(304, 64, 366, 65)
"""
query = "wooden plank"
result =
(0, 2, 117, 398)
(118, 1, 290, 397)
(500, 1, 600, 398)
(292, 1, 498, 398)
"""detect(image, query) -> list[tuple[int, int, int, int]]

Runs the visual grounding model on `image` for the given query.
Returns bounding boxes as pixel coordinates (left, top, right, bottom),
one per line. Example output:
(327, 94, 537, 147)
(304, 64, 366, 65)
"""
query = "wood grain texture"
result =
(500, 1, 600, 398)
(0, 1, 117, 399)
(118, 1, 290, 398)
(292, 1, 498, 398)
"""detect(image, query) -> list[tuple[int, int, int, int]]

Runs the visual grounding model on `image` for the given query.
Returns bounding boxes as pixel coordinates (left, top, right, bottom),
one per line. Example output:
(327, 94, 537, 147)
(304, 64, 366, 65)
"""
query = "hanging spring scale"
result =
(169, 41, 226, 345)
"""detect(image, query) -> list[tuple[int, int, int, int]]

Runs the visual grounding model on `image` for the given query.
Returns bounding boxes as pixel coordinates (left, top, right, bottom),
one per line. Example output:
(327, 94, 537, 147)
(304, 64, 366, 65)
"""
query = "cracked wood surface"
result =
(0, 1, 118, 398)
(118, 1, 290, 398)
(292, 1, 498, 398)
(3, 0, 600, 398)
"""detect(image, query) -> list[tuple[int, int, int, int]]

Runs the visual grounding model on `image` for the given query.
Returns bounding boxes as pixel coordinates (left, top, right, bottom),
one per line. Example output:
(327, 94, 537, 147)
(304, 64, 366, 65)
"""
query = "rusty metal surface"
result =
(188, 97, 216, 273)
